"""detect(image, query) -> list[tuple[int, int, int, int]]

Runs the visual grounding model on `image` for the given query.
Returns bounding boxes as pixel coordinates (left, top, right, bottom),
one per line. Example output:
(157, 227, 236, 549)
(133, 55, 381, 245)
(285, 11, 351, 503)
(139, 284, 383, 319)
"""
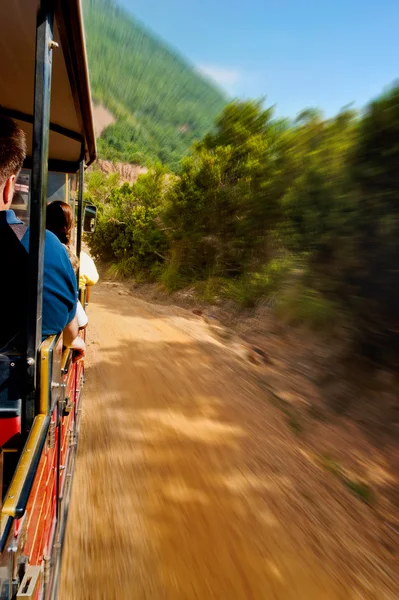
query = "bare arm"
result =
(62, 314, 79, 346)
(63, 314, 86, 362)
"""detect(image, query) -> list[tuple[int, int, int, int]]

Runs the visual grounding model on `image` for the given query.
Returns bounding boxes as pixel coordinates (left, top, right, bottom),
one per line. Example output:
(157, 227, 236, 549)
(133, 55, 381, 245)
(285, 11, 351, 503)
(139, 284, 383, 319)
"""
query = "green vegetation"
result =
(256, 380, 304, 435)
(85, 84, 399, 365)
(318, 455, 376, 504)
(83, 0, 226, 170)
(287, 415, 303, 435)
(344, 480, 375, 504)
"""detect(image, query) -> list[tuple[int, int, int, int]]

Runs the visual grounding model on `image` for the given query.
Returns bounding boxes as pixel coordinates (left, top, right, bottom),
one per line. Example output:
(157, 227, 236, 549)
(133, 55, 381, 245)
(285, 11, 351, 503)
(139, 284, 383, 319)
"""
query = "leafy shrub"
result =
(275, 286, 336, 331)
(159, 263, 185, 292)
(223, 257, 294, 308)
(86, 168, 169, 276)
(107, 258, 136, 279)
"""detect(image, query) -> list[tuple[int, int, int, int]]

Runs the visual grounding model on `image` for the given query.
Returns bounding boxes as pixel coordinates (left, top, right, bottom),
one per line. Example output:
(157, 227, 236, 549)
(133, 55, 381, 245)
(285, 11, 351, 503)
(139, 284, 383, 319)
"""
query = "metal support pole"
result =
(26, 1, 55, 421)
(76, 160, 84, 288)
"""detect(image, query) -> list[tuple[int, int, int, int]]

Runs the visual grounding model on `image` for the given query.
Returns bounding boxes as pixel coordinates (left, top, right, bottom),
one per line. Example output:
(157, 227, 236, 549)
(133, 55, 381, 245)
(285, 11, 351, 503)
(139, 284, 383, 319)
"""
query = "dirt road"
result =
(59, 281, 398, 600)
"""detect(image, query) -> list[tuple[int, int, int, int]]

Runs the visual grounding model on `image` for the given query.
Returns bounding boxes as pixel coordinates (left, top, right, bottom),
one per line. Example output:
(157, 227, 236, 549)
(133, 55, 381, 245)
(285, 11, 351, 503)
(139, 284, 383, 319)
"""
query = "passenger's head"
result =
(46, 201, 74, 245)
(0, 114, 27, 211)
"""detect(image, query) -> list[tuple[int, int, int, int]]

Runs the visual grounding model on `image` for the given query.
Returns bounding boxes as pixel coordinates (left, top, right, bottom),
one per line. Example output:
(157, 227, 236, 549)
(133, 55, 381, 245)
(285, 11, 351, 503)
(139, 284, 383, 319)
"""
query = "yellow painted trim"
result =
(65, 173, 69, 204)
(1, 415, 48, 518)
(61, 348, 71, 373)
(0, 514, 11, 551)
(39, 335, 57, 414)
(0, 511, 9, 537)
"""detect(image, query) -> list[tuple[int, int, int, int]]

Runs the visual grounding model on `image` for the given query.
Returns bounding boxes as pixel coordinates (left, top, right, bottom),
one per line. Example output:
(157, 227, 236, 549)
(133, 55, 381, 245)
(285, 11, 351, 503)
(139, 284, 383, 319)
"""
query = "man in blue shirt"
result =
(0, 113, 85, 359)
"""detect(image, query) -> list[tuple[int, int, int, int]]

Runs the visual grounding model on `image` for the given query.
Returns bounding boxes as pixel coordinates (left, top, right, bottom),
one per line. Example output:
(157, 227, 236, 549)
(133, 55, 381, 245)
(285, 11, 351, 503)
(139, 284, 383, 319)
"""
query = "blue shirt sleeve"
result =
(21, 230, 77, 339)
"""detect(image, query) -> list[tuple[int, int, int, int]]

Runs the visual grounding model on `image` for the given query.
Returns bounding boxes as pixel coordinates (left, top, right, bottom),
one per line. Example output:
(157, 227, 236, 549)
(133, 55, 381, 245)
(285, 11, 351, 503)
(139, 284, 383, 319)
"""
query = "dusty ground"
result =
(59, 280, 398, 600)
(92, 104, 115, 137)
(95, 159, 148, 184)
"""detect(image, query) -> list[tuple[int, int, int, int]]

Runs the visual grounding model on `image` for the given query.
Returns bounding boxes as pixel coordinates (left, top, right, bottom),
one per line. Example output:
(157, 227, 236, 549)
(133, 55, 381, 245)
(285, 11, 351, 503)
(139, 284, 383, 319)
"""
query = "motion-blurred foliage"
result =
(86, 85, 399, 363)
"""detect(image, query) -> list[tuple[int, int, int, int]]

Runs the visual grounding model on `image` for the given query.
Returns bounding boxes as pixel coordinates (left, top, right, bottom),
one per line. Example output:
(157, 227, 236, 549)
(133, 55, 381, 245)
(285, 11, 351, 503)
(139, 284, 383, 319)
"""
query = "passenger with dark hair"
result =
(46, 200, 88, 329)
(46, 200, 79, 268)
(46, 199, 99, 301)
(0, 113, 85, 360)
(46, 200, 74, 246)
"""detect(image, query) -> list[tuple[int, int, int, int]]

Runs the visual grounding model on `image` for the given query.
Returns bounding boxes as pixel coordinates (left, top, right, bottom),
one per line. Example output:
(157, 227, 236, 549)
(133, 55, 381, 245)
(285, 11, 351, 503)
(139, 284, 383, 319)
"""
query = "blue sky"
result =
(121, 0, 398, 118)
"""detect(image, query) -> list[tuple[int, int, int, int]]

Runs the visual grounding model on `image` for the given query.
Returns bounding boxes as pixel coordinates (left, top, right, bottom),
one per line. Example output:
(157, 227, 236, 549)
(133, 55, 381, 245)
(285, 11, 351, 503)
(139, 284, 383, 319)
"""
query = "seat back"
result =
(0, 353, 23, 447)
(0, 212, 28, 350)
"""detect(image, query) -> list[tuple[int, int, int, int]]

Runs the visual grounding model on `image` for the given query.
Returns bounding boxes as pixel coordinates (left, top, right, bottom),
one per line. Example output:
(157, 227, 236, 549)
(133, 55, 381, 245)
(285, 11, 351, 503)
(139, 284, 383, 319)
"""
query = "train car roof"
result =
(0, 0, 96, 173)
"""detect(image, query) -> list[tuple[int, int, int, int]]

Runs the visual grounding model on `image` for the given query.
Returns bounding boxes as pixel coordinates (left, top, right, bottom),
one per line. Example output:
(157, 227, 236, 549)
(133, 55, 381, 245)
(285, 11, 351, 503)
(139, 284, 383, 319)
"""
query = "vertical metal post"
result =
(26, 1, 55, 419)
(76, 160, 84, 288)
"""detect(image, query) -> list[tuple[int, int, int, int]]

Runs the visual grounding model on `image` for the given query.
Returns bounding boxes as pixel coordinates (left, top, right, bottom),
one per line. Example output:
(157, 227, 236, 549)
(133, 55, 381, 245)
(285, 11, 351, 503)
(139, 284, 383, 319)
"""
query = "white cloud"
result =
(197, 64, 241, 90)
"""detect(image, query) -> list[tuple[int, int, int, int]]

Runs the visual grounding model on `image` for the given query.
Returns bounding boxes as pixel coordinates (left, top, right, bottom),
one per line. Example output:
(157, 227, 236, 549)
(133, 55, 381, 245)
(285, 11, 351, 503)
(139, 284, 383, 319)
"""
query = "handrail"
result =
(61, 348, 73, 375)
(1, 414, 50, 520)
(39, 334, 59, 414)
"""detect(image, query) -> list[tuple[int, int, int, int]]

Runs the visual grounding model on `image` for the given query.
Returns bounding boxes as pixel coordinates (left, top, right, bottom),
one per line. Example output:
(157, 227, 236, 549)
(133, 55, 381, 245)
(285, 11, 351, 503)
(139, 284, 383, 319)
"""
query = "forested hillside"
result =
(83, 0, 226, 169)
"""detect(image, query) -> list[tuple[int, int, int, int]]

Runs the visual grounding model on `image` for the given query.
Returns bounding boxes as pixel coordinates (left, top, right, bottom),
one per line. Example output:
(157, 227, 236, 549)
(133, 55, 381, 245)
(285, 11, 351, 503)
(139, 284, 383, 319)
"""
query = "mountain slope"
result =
(83, 0, 227, 169)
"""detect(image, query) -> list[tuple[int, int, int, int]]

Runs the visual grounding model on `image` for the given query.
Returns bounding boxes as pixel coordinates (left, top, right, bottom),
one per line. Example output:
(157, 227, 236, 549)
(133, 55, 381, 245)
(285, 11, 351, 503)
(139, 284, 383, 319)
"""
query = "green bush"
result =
(275, 286, 336, 331)
(86, 167, 169, 277)
(159, 263, 185, 292)
(223, 257, 294, 308)
(107, 258, 136, 279)
(194, 277, 228, 304)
